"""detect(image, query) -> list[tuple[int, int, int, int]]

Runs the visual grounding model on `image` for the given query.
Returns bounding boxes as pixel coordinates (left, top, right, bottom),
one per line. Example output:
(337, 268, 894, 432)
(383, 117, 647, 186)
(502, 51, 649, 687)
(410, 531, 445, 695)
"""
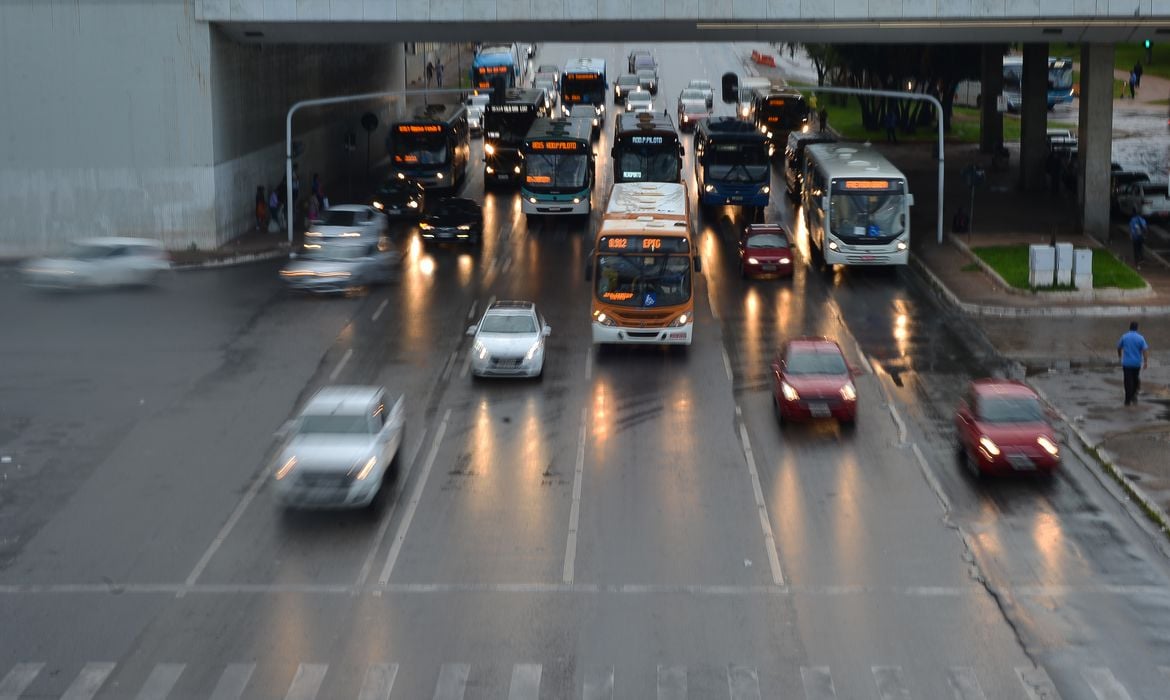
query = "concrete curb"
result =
(172, 248, 289, 271)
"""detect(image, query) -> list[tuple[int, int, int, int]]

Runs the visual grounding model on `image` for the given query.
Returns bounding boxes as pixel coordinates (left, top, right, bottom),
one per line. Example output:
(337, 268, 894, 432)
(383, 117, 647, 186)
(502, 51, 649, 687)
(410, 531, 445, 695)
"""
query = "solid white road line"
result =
(727, 665, 762, 700)
(888, 402, 907, 445)
(872, 666, 911, 700)
(1017, 666, 1062, 700)
(507, 664, 542, 700)
(858, 352, 874, 375)
(357, 663, 398, 700)
(800, 666, 838, 700)
(208, 663, 255, 700)
(355, 428, 430, 588)
(379, 409, 451, 585)
(722, 346, 734, 382)
(584, 349, 593, 381)
(134, 664, 185, 700)
(563, 408, 588, 584)
(736, 406, 785, 586)
(371, 298, 389, 322)
(0, 663, 43, 700)
(329, 348, 354, 382)
(284, 664, 327, 700)
(439, 350, 459, 383)
(947, 667, 989, 700)
(60, 662, 115, 700)
(1081, 667, 1133, 700)
(467, 300, 478, 320)
(582, 667, 614, 700)
(183, 464, 269, 591)
(431, 663, 470, 700)
(657, 665, 687, 700)
(912, 441, 953, 513)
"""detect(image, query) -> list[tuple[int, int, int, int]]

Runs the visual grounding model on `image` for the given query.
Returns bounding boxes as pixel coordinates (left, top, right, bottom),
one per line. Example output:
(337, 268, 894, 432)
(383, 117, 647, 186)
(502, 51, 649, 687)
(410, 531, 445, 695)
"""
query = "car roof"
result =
(744, 224, 790, 238)
(970, 379, 1038, 398)
(618, 73, 639, 80)
(689, 79, 711, 85)
(302, 386, 383, 415)
(784, 337, 844, 354)
(488, 300, 536, 312)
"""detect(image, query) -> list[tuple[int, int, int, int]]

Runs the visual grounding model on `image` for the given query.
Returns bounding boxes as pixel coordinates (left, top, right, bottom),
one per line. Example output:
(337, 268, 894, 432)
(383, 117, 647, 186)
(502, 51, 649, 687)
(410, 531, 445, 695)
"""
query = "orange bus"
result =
(586, 182, 701, 346)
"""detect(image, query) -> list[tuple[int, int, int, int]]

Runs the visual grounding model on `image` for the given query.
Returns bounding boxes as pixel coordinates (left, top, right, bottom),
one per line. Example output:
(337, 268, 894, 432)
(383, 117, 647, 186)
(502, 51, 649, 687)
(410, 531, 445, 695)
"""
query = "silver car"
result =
(272, 386, 405, 509)
(304, 205, 388, 243)
(624, 89, 654, 115)
(21, 237, 171, 290)
(687, 79, 714, 109)
(466, 300, 551, 379)
(636, 68, 658, 96)
(280, 241, 401, 294)
(466, 93, 491, 134)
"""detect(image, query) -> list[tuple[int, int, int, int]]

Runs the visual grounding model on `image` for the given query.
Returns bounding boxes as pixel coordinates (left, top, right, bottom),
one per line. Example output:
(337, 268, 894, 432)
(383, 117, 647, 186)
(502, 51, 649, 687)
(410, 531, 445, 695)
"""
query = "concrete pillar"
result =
(392, 44, 407, 121)
(1078, 43, 1115, 239)
(980, 44, 1004, 154)
(1018, 43, 1049, 192)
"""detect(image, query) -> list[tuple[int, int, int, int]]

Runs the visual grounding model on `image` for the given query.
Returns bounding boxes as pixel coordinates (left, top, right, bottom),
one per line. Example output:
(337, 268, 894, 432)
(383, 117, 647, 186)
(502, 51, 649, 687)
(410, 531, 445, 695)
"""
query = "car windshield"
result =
(392, 131, 448, 165)
(298, 414, 371, 435)
(319, 210, 361, 226)
(680, 90, 705, 101)
(596, 254, 692, 307)
(481, 314, 537, 333)
(786, 350, 848, 375)
(746, 233, 788, 248)
(67, 243, 119, 259)
(618, 76, 639, 87)
(978, 396, 1044, 423)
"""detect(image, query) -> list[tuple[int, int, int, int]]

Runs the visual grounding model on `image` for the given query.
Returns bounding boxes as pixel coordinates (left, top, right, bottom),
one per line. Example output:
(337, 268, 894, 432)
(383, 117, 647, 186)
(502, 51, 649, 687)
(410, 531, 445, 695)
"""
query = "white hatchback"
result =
(305, 205, 389, 244)
(22, 237, 171, 290)
(466, 301, 551, 379)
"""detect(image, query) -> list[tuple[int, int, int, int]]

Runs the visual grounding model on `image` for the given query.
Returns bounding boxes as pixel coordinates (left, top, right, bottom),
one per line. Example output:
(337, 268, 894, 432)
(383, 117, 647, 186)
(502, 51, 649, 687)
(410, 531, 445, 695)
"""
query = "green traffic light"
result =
(1145, 40, 1152, 49)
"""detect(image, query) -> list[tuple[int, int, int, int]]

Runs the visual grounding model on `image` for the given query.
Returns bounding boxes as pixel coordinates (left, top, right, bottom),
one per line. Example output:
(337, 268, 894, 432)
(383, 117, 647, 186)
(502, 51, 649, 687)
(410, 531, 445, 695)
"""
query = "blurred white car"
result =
(677, 88, 711, 132)
(534, 77, 559, 109)
(466, 300, 551, 379)
(272, 386, 405, 509)
(22, 237, 171, 290)
(305, 205, 388, 243)
(466, 93, 491, 134)
(687, 79, 714, 109)
(280, 241, 401, 294)
(624, 89, 654, 115)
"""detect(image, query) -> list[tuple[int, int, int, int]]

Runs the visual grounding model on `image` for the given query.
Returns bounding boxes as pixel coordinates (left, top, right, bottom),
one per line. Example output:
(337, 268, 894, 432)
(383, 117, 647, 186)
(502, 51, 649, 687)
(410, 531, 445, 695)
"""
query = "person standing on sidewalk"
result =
(1129, 212, 1148, 268)
(1129, 70, 1138, 99)
(1134, 62, 1143, 88)
(254, 186, 268, 232)
(1118, 321, 1150, 405)
(818, 107, 828, 133)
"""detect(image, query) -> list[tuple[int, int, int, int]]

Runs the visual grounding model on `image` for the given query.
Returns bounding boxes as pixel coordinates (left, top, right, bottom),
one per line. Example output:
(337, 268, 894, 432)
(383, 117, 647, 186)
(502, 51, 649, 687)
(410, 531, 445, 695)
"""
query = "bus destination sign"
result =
(600, 236, 689, 253)
(565, 73, 603, 81)
(629, 135, 664, 144)
(836, 179, 897, 191)
(528, 140, 582, 152)
(477, 65, 510, 75)
(767, 98, 786, 106)
(486, 104, 534, 113)
(396, 124, 443, 133)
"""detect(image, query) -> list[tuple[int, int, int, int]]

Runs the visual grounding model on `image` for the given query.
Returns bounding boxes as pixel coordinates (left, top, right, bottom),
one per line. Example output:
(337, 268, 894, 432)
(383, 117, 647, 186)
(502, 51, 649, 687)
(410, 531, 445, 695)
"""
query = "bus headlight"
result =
(897, 241, 908, 251)
(704, 184, 714, 193)
(572, 197, 581, 204)
(593, 118, 599, 126)
(593, 311, 616, 326)
(682, 115, 689, 122)
(396, 172, 405, 179)
(484, 143, 495, 155)
(514, 166, 521, 174)
(761, 185, 770, 194)
(407, 200, 419, 208)
(457, 224, 472, 230)
(759, 125, 767, 134)
(528, 197, 537, 204)
(828, 241, 839, 251)
(669, 313, 690, 327)
(436, 172, 444, 180)
(780, 382, 799, 401)
(767, 131, 774, 140)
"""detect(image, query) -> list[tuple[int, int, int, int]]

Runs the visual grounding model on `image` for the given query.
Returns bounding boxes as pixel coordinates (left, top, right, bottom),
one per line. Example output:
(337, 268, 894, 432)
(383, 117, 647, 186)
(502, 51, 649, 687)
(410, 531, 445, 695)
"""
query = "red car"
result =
(739, 224, 794, 279)
(954, 379, 1061, 477)
(770, 337, 857, 426)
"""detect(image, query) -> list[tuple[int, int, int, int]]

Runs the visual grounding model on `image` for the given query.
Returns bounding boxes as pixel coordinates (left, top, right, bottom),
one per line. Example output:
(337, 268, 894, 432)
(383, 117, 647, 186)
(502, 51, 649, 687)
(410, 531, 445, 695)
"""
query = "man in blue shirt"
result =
(1118, 321, 1150, 405)
(1129, 213, 1147, 269)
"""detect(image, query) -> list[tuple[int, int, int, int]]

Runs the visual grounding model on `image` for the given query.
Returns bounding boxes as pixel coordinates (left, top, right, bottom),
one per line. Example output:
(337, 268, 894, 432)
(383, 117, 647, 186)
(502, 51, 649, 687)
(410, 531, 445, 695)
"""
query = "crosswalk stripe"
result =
(727, 665, 761, 700)
(60, 662, 116, 700)
(134, 663, 185, 700)
(1016, 666, 1062, 700)
(357, 663, 398, 700)
(432, 663, 470, 700)
(508, 664, 541, 700)
(582, 667, 614, 700)
(0, 663, 44, 700)
(209, 663, 255, 700)
(284, 664, 328, 700)
(799, 666, 838, 700)
(872, 666, 911, 700)
(947, 667, 988, 700)
(1081, 667, 1133, 700)
(657, 665, 687, 700)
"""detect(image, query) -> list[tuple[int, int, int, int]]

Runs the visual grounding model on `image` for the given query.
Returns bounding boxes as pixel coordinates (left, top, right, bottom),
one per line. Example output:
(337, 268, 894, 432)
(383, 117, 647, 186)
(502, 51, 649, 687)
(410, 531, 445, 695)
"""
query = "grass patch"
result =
(972, 244, 1146, 290)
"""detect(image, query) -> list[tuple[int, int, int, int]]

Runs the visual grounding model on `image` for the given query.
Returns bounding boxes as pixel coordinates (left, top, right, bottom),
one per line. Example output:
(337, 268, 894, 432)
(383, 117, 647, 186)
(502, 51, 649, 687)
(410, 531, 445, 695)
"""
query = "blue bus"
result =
(386, 104, 471, 191)
(559, 58, 607, 125)
(520, 117, 595, 219)
(472, 44, 520, 89)
(693, 117, 770, 211)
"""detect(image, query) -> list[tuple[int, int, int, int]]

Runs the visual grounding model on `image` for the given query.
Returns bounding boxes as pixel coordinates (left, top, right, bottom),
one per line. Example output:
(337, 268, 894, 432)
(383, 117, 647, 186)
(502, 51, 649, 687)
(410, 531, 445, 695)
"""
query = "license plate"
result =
(668, 332, 687, 340)
(1007, 454, 1035, 470)
(861, 255, 876, 261)
(731, 196, 743, 202)
(808, 403, 830, 417)
(761, 265, 777, 271)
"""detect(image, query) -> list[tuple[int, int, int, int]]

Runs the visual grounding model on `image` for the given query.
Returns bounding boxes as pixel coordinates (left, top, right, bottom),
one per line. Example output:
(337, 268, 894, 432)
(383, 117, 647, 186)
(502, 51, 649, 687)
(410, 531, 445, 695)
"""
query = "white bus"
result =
(801, 143, 913, 266)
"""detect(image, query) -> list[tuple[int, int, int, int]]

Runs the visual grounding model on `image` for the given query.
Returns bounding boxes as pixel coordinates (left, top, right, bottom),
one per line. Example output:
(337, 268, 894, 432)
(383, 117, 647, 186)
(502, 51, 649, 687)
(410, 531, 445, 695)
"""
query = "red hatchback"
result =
(770, 337, 857, 426)
(739, 224, 794, 279)
(954, 379, 1061, 477)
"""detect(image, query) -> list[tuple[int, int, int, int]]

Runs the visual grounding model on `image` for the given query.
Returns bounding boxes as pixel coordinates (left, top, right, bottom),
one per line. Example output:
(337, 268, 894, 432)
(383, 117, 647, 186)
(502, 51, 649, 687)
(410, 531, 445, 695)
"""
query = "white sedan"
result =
(466, 300, 551, 379)
(21, 237, 171, 290)
(624, 89, 654, 115)
(305, 205, 389, 243)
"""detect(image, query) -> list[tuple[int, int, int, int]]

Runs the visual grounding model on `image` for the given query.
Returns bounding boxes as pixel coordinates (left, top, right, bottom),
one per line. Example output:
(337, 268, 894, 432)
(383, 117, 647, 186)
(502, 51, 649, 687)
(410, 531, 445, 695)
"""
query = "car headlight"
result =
(596, 104, 604, 114)
(274, 456, 297, 481)
(396, 172, 405, 179)
(514, 166, 521, 174)
(615, 87, 622, 96)
(436, 173, 444, 180)
(592, 118, 598, 126)
(759, 125, 767, 134)
(779, 257, 791, 264)
(747, 257, 759, 265)
(979, 436, 1001, 457)
(840, 383, 857, 401)
(781, 382, 799, 401)
(704, 184, 714, 192)
(682, 115, 689, 122)
(767, 131, 774, 140)
(1036, 436, 1060, 456)
(525, 341, 542, 361)
(474, 340, 488, 360)
(528, 197, 537, 204)
(741, 106, 750, 117)
(355, 456, 378, 481)
(458, 224, 472, 230)
(669, 313, 690, 327)
(419, 222, 432, 230)
(486, 166, 495, 174)
(407, 200, 419, 208)
(340, 231, 360, 237)
(372, 201, 384, 210)
(761, 186, 770, 194)
(484, 143, 496, 155)
(305, 231, 322, 237)
(593, 311, 616, 326)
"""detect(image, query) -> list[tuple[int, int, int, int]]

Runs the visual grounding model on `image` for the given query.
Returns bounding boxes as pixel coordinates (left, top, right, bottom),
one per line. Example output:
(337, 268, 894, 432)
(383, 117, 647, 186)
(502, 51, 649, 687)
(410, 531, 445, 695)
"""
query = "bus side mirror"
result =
(693, 256, 702, 273)
(906, 194, 915, 206)
(721, 72, 739, 105)
(679, 146, 685, 157)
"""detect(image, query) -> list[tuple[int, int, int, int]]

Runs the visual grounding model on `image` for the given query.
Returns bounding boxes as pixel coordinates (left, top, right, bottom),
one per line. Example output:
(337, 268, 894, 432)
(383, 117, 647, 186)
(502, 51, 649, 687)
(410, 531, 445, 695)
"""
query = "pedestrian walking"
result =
(1129, 212, 1148, 268)
(1117, 321, 1150, 406)
(883, 108, 898, 143)
(436, 61, 445, 87)
(426, 61, 434, 86)
(1129, 70, 1137, 99)
(1134, 62, 1143, 88)
(291, 168, 300, 207)
(818, 107, 828, 133)
(306, 192, 320, 228)
(254, 186, 268, 232)
(268, 188, 281, 231)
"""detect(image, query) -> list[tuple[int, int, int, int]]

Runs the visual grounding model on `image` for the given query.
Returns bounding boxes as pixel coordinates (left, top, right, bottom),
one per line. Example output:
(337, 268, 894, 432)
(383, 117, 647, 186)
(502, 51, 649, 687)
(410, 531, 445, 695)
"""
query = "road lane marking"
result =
(467, 300, 478, 320)
(371, 298, 389, 322)
(563, 408, 588, 584)
(507, 664, 541, 700)
(379, 408, 451, 585)
(947, 667, 988, 700)
(134, 664, 185, 700)
(60, 662, 115, 700)
(871, 666, 910, 700)
(722, 346, 733, 382)
(858, 352, 874, 375)
(1016, 666, 1061, 700)
(582, 667, 614, 700)
(284, 664, 327, 700)
(0, 663, 43, 700)
(460, 349, 473, 379)
(800, 666, 838, 700)
(888, 402, 907, 445)
(357, 663, 398, 700)
(209, 663, 255, 700)
(735, 405, 785, 586)
(727, 665, 762, 700)
(912, 441, 953, 513)
(432, 663, 469, 700)
(355, 427, 430, 588)
(329, 348, 354, 381)
(584, 349, 593, 380)
(183, 460, 271, 591)
(439, 350, 459, 383)
(1081, 667, 1132, 700)
(502, 257, 513, 274)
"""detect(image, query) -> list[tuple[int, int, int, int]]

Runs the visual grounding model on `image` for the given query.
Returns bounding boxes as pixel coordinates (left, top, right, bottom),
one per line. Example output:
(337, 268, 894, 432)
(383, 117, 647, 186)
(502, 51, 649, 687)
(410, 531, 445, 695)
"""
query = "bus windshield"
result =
(485, 111, 536, 145)
(829, 192, 906, 242)
(393, 131, 447, 166)
(525, 152, 589, 190)
(563, 75, 606, 105)
(616, 143, 680, 182)
(705, 143, 768, 183)
(595, 254, 691, 308)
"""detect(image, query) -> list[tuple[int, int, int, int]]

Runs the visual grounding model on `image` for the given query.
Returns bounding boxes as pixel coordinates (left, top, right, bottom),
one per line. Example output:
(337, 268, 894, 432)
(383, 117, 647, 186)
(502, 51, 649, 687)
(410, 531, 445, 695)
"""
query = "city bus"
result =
(611, 112, 683, 184)
(954, 56, 1075, 111)
(483, 88, 548, 186)
(587, 182, 700, 346)
(386, 103, 470, 190)
(520, 117, 595, 218)
(800, 142, 913, 266)
(693, 117, 770, 214)
(749, 85, 810, 157)
(560, 58, 607, 125)
(472, 44, 521, 89)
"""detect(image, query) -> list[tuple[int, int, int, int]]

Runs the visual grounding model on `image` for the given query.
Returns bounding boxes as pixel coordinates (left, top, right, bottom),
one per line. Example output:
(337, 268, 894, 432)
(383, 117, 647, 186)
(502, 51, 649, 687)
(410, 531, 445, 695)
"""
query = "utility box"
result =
(1028, 244, 1056, 287)
(1054, 242, 1074, 285)
(1073, 248, 1093, 290)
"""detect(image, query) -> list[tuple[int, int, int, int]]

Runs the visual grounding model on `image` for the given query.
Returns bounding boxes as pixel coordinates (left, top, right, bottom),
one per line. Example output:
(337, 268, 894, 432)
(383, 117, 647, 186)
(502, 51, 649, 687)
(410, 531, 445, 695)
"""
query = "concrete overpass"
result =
(1, 0, 1167, 254)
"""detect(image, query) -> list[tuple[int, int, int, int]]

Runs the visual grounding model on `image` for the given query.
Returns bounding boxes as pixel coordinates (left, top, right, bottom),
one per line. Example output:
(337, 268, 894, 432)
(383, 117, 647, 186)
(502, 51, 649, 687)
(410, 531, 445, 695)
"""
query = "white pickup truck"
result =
(272, 385, 405, 509)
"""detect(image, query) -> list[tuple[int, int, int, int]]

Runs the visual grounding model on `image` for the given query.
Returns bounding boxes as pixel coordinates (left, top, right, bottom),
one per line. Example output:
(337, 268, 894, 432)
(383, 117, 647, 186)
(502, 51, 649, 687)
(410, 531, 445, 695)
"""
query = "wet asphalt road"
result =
(2, 43, 1170, 700)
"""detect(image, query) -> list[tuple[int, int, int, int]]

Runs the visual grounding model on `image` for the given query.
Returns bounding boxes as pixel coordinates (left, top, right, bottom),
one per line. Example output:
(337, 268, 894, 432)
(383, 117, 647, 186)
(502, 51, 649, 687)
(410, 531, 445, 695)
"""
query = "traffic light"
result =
(1145, 39, 1151, 49)
(721, 72, 739, 105)
(1146, 39, 1153, 63)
